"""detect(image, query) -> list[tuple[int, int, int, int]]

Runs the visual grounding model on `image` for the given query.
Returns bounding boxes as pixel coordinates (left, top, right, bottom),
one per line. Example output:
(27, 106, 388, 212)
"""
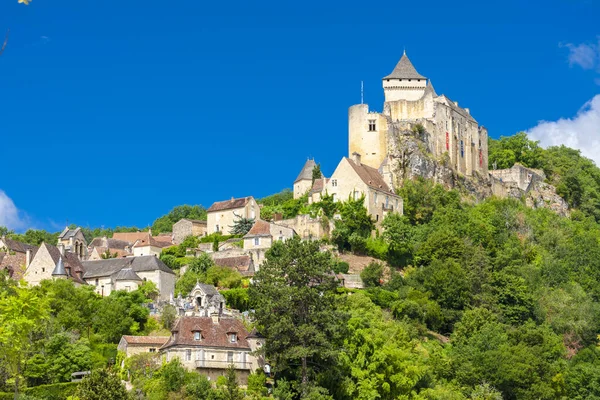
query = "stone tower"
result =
(348, 52, 488, 178)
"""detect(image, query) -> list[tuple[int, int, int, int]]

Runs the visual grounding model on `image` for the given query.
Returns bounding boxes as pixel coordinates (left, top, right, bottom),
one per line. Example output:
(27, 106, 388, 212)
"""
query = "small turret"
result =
(52, 257, 68, 278)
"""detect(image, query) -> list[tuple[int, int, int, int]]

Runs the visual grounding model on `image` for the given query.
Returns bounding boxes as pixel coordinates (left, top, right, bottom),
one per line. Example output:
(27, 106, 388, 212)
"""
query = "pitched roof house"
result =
(117, 335, 170, 358)
(87, 237, 133, 260)
(243, 220, 295, 269)
(322, 153, 403, 224)
(131, 233, 173, 257)
(172, 219, 208, 245)
(81, 256, 175, 300)
(24, 242, 86, 286)
(206, 197, 259, 235)
(0, 236, 37, 280)
(160, 316, 265, 384)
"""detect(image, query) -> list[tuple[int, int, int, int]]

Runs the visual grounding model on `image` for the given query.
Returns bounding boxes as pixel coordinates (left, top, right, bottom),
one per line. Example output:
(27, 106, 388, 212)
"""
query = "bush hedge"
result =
(0, 382, 79, 400)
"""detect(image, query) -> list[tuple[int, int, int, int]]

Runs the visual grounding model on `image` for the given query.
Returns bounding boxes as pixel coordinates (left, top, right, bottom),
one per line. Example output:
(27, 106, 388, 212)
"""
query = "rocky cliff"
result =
(384, 125, 569, 216)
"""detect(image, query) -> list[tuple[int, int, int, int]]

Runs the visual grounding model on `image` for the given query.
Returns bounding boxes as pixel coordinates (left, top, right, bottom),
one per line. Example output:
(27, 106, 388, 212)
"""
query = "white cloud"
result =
(528, 95, 600, 166)
(0, 190, 26, 230)
(565, 42, 599, 70)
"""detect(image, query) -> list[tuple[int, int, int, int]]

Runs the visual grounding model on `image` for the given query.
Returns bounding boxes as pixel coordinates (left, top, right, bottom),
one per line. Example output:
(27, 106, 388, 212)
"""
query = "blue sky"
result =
(1, 0, 599, 232)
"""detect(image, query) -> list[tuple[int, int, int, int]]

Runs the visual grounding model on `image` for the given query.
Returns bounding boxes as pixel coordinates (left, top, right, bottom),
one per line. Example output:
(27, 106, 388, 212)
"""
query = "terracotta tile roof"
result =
(310, 178, 328, 194)
(244, 220, 271, 237)
(43, 243, 86, 284)
(131, 233, 173, 248)
(161, 317, 251, 350)
(122, 335, 170, 346)
(207, 197, 252, 213)
(346, 157, 395, 194)
(112, 232, 150, 243)
(214, 255, 252, 273)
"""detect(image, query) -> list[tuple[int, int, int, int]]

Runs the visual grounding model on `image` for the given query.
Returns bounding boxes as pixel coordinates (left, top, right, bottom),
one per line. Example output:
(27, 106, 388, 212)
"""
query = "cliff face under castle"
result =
(384, 124, 570, 216)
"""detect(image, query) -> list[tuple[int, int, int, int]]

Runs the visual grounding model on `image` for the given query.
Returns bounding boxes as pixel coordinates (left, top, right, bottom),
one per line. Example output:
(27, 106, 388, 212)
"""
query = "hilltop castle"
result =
(348, 51, 489, 178)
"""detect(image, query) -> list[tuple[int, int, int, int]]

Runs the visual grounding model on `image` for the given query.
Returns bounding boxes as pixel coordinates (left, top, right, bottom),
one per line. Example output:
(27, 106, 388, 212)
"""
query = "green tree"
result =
(0, 282, 50, 398)
(331, 195, 374, 252)
(360, 261, 384, 287)
(312, 164, 322, 184)
(75, 369, 129, 400)
(488, 131, 544, 170)
(218, 364, 243, 400)
(160, 304, 177, 330)
(249, 238, 346, 389)
(229, 213, 255, 236)
(151, 205, 207, 234)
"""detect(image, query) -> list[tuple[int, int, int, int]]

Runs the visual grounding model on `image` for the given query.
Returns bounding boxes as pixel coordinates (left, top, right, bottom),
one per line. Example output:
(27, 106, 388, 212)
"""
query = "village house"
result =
(173, 219, 208, 245)
(160, 315, 265, 384)
(171, 281, 233, 318)
(87, 237, 133, 260)
(0, 236, 36, 280)
(132, 233, 173, 257)
(81, 256, 175, 300)
(117, 335, 170, 358)
(207, 197, 260, 235)
(323, 153, 403, 224)
(212, 252, 254, 276)
(24, 242, 86, 286)
(243, 220, 295, 268)
(57, 227, 88, 260)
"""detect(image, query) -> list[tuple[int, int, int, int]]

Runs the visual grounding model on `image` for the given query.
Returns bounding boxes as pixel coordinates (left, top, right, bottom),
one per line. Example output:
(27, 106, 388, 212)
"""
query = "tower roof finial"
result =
(403, 47, 406, 56)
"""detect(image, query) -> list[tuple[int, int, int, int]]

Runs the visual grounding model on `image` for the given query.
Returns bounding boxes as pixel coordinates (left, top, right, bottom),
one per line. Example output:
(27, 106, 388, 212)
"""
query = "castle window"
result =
(460, 141, 464, 158)
(374, 192, 378, 204)
(408, 79, 411, 82)
(149, 348, 156, 353)
(368, 120, 376, 132)
(254, 237, 260, 246)
(228, 351, 234, 363)
(331, 179, 337, 187)
(186, 349, 192, 361)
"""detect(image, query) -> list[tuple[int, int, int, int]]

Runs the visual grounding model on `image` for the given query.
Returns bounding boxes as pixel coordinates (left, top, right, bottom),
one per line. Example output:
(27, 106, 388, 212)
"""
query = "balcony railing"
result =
(194, 359, 250, 370)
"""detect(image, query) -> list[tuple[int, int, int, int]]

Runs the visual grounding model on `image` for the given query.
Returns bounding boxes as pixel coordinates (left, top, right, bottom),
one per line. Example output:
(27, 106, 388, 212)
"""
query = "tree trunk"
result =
(301, 356, 308, 389)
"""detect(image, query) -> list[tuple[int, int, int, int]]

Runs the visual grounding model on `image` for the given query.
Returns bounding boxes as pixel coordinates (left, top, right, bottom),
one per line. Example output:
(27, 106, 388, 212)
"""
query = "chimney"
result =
(352, 152, 362, 165)
(211, 311, 220, 324)
(465, 108, 470, 114)
(26, 249, 31, 267)
(57, 243, 65, 256)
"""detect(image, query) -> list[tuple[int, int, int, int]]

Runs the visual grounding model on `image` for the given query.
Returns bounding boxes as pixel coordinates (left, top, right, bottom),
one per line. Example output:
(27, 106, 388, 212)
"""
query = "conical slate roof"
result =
(52, 257, 67, 276)
(383, 53, 427, 80)
(113, 267, 142, 281)
(294, 159, 317, 183)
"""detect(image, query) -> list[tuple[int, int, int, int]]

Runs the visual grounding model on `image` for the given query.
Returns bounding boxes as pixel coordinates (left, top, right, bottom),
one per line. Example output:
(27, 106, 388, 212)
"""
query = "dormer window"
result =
(194, 331, 202, 341)
(229, 333, 237, 343)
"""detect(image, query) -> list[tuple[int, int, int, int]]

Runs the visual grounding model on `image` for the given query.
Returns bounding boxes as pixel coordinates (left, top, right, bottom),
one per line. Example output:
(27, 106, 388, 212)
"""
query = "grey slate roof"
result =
(52, 257, 67, 276)
(196, 282, 219, 296)
(0, 236, 36, 254)
(294, 159, 317, 183)
(383, 53, 427, 80)
(114, 268, 142, 281)
(89, 237, 132, 249)
(59, 227, 81, 240)
(81, 255, 175, 279)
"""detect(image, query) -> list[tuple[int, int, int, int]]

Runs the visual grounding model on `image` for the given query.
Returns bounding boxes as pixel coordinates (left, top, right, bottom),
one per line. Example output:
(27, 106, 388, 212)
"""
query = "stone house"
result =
(24, 242, 86, 286)
(212, 253, 254, 276)
(132, 233, 173, 257)
(173, 219, 208, 245)
(81, 256, 175, 300)
(87, 237, 133, 260)
(243, 220, 295, 268)
(172, 282, 228, 317)
(117, 335, 170, 358)
(160, 315, 265, 384)
(207, 197, 260, 235)
(323, 153, 403, 224)
(0, 236, 36, 280)
(293, 159, 320, 199)
(58, 227, 88, 260)
(275, 214, 333, 241)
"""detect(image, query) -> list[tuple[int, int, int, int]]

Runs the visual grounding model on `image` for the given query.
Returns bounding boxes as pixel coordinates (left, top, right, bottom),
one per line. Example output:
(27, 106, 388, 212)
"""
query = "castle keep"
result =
(349, 52, 489, 177)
